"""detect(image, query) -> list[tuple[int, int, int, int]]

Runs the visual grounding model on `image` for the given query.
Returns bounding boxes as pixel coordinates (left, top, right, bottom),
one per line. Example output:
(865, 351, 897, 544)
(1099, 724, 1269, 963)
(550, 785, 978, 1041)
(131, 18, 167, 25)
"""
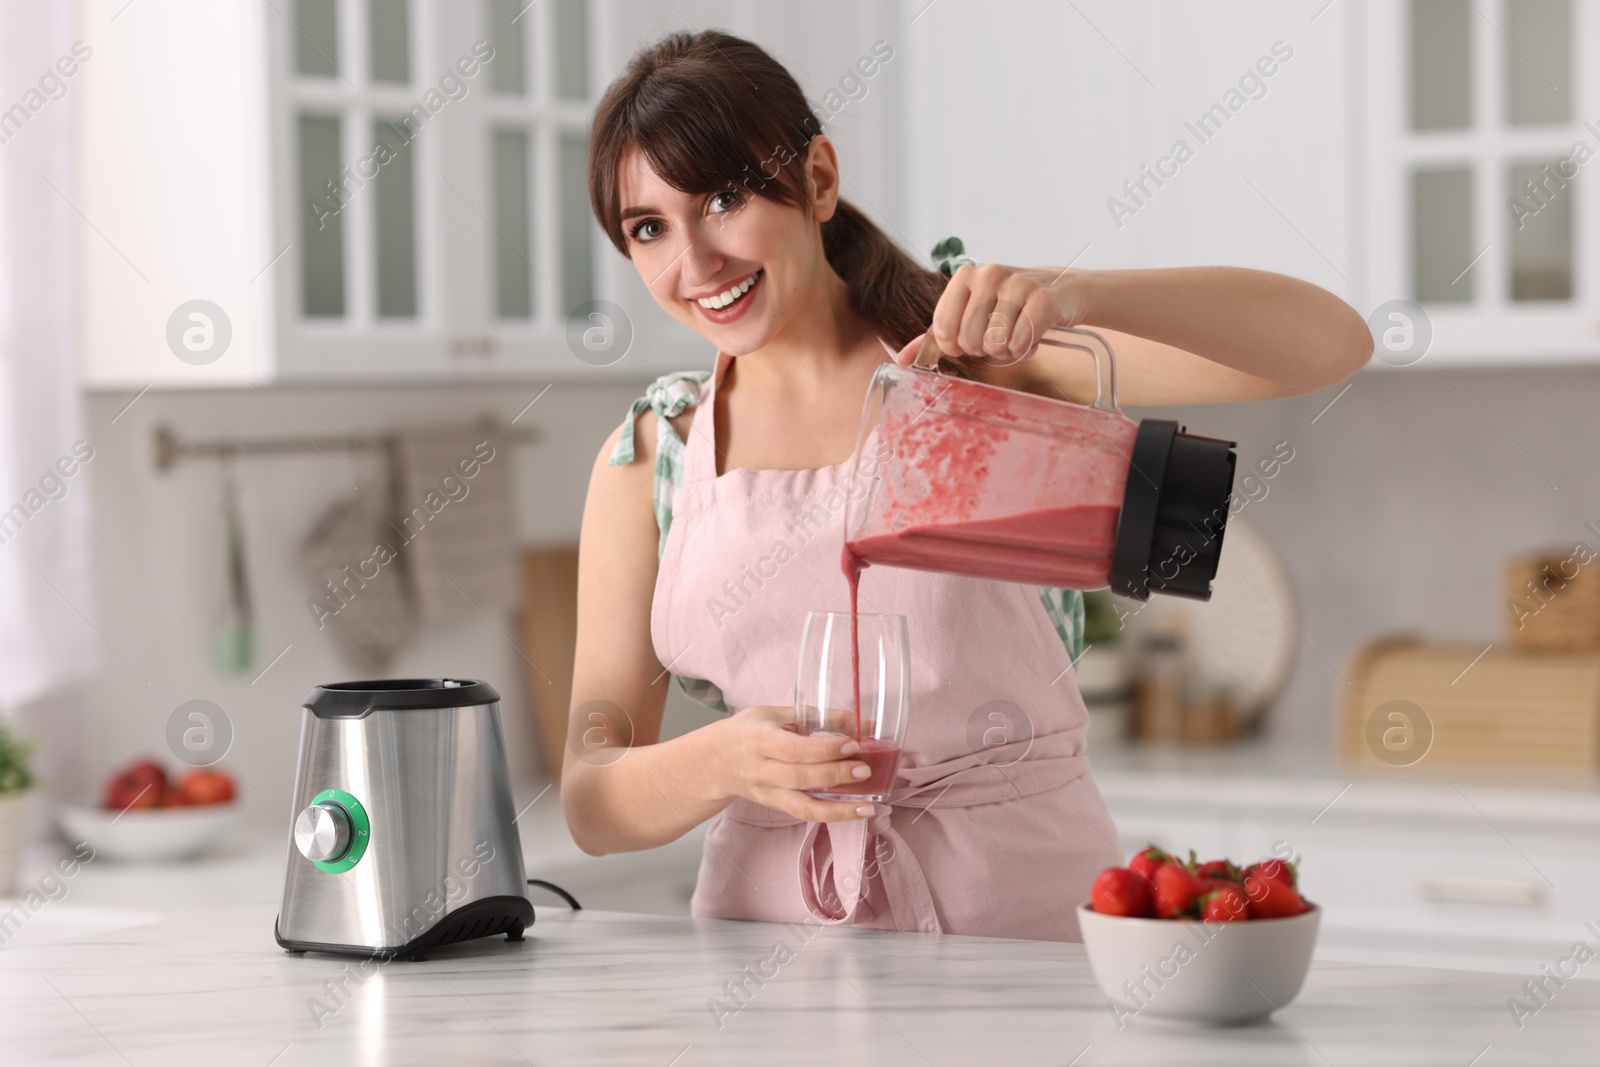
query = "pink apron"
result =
(652, 345, 1126, 941)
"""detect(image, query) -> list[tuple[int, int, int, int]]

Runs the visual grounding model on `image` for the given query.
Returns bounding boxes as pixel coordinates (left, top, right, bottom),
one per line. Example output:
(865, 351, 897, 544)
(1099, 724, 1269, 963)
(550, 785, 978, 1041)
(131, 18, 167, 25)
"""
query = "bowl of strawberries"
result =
(56, 758, 239, 862)
(1076, 844, 1318, 1027)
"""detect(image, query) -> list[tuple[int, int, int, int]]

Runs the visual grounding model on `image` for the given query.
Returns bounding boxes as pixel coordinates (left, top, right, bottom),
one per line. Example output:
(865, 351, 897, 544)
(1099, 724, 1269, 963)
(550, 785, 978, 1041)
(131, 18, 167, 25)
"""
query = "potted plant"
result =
(1076, 591, 1135, 739)
(0, 722, 36, 895)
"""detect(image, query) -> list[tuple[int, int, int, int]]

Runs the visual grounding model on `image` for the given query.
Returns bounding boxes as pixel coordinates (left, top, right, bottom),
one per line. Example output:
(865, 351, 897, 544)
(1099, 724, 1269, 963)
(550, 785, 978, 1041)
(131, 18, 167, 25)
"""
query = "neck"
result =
(729, 255, 875, 398)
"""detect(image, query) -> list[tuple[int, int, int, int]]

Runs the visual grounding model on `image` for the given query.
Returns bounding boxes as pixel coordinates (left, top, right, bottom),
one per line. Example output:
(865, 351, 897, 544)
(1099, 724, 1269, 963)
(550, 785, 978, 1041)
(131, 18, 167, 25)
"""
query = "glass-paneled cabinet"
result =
(1364, 0, 1600, 362)
(271, 0, 604, 377)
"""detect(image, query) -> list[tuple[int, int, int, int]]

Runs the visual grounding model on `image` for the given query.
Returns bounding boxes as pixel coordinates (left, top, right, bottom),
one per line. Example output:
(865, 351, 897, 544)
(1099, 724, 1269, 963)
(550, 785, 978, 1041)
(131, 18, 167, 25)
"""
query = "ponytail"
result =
(819, 199, 944, 351)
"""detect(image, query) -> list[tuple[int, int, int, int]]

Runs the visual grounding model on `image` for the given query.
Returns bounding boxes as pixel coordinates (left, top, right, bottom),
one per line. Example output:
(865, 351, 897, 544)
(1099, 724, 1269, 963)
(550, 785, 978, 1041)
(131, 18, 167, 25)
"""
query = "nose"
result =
(678, 234, 726, 295)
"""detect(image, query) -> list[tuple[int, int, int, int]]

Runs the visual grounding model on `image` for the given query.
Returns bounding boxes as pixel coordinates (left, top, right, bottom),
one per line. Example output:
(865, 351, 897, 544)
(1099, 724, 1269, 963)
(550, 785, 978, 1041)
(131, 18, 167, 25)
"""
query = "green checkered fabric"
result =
(608, 369, 728, 714)
(607, 238, 1084, 713)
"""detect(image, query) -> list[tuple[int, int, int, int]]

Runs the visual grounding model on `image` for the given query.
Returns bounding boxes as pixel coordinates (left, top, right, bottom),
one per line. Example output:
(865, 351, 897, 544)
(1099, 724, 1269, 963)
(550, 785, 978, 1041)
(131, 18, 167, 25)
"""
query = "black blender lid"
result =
(303, 678, 501, 719)
(1110, 420, 1237, 601)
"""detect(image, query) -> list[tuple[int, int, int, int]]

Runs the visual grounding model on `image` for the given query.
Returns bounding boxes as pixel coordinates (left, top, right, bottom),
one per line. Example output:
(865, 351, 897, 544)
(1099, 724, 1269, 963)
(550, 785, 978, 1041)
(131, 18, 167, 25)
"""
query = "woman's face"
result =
(615, 140, 835, 356)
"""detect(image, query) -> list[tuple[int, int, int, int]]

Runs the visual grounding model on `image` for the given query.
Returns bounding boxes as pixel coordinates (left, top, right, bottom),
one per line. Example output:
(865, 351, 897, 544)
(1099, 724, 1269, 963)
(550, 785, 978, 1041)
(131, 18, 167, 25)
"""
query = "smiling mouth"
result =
(693, 269, 762, 310)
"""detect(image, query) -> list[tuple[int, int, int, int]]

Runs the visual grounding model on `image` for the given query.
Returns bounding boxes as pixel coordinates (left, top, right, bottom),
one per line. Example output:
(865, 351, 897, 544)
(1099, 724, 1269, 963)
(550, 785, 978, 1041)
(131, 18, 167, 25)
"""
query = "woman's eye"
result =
(629, 218, 663, 242)
(709, 189, 743, 214)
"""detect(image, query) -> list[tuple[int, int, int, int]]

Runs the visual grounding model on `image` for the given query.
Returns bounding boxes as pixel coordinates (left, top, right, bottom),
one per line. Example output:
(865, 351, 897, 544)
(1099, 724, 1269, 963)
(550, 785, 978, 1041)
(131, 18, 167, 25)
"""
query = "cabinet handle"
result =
(1417, 876, 1546, 907)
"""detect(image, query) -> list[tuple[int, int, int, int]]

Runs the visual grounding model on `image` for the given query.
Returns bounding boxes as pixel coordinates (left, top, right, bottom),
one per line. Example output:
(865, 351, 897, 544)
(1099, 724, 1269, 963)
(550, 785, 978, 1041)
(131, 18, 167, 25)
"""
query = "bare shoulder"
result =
(587, 408, 657, 533)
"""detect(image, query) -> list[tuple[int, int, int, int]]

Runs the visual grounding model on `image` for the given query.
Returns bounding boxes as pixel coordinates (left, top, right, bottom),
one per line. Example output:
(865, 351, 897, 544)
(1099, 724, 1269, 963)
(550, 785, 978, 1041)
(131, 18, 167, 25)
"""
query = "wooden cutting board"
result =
(518, 547, 579, 781)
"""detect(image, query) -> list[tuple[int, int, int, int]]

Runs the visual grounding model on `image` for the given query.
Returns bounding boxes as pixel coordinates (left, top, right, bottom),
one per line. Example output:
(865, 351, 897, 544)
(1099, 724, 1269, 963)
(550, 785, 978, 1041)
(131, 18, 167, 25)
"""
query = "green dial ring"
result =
(310, 788, 370, 874)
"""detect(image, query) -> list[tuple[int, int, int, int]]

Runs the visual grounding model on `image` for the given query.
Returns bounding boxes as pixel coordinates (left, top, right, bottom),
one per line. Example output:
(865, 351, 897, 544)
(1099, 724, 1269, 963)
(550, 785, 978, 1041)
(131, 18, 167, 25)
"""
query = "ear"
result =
(804, 135, 842, 223)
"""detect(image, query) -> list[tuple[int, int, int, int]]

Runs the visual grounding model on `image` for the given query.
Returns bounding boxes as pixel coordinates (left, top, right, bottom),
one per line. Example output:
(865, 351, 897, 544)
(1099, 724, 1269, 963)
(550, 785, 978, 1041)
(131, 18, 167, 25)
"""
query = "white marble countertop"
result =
(1, 900, 1595, 1066)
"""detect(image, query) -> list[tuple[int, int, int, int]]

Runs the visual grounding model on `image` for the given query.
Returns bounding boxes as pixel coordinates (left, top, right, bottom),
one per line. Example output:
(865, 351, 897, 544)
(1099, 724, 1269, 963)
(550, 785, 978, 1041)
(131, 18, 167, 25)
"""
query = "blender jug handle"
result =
(1034, 326, 1119, 411)
(910, 323, 1119, 411)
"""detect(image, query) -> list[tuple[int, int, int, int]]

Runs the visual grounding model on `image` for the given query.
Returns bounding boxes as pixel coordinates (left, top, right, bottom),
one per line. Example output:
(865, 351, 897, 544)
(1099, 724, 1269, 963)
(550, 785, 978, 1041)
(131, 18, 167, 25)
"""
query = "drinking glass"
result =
(794, 611, 910, 803)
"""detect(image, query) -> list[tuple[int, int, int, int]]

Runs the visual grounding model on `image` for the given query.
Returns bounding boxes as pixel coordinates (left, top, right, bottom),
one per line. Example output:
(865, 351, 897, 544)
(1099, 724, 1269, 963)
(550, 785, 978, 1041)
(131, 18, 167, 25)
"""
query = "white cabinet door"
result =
(1361, 0, 1600, 365)
(76, 0, 275, 389)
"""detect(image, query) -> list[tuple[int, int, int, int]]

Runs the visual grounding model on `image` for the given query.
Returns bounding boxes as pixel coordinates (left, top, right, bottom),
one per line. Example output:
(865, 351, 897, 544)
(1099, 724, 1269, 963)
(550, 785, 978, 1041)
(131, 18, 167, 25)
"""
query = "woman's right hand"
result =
(711, 706, 879, 822)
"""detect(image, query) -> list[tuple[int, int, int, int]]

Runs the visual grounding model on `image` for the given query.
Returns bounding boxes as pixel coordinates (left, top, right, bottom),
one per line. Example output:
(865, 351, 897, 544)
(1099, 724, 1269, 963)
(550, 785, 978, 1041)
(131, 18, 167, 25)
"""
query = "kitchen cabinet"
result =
(904, 0, 1600, 367)
(75, 0, 902, 389)
(1362, 0, 1600, 364)
(77, 0, 712, 388)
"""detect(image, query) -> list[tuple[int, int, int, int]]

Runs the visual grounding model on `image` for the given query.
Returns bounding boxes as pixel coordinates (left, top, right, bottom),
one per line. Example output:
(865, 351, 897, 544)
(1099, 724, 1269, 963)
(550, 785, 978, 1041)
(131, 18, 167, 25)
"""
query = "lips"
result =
(691, 269, 763, 324)
(694, 269, 762, 309)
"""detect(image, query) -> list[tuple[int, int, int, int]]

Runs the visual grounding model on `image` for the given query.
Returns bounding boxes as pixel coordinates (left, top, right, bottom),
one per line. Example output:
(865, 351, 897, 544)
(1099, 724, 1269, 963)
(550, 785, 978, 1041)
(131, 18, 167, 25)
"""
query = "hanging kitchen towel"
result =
(300, 446, 417, 672)
(211, 468, 255, 675)
(390, 429, 518, 622)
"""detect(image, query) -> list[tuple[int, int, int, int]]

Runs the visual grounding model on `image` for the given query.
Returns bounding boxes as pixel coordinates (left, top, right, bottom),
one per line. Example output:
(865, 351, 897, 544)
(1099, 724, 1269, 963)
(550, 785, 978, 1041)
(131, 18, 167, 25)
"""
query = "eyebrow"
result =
(620, 205, 657, 221)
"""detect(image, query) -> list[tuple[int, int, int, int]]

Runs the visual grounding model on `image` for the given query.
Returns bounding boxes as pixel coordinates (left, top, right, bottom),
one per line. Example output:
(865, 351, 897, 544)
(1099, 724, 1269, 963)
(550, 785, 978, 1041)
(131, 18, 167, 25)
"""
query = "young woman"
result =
(562, 31, 1370, 941)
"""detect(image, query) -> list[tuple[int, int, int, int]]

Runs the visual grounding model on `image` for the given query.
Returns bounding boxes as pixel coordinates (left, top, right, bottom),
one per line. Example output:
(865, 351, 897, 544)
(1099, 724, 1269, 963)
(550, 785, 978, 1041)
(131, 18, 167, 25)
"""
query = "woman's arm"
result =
(562, 410, 733, 855)
(562, 408, 877, 856)
(896, 264, 1373, 406)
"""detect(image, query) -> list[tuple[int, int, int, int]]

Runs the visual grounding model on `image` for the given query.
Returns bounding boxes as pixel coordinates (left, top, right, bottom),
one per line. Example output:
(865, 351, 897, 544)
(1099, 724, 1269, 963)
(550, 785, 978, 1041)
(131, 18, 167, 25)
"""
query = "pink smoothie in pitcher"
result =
(845, 368, 1139, 588)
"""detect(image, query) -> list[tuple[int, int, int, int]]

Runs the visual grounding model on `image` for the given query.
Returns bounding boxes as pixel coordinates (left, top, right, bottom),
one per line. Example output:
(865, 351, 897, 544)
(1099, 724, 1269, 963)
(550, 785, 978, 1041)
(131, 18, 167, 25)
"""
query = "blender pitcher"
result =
(843, 328, 1237, 601)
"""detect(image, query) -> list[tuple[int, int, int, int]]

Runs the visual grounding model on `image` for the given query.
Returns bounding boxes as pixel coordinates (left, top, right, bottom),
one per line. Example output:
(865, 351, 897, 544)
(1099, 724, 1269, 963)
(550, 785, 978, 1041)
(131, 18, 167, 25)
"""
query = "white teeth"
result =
(697, 270, 760, 309)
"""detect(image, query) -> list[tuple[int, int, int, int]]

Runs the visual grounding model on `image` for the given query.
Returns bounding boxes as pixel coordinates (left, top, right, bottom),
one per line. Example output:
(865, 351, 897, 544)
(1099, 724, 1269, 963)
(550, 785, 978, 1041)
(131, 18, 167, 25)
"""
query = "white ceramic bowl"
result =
(57, 802, 239, 863)
(1077, 902, 1320, 1027)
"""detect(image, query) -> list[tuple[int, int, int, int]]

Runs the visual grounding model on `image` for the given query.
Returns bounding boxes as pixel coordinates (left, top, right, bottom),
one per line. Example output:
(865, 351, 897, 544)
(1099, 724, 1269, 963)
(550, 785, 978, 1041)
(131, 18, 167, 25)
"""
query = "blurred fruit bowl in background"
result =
(56, 758, 240, 862)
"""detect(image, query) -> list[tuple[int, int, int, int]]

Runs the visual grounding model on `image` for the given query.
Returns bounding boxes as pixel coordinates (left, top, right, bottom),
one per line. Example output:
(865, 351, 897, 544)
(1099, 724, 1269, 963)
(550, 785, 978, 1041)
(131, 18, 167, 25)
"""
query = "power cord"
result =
(527, 878, 582, 910)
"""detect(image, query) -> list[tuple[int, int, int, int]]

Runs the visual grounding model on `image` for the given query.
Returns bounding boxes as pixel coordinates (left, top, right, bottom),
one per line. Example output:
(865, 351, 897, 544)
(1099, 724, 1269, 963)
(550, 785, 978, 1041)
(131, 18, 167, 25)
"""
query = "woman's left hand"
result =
(892, 263, 1088, 368)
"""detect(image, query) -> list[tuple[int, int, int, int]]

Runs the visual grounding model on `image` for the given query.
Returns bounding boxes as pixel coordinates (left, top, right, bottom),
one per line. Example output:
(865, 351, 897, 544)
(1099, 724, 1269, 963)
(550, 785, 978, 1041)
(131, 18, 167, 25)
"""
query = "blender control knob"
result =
(294, 801, 352, 863)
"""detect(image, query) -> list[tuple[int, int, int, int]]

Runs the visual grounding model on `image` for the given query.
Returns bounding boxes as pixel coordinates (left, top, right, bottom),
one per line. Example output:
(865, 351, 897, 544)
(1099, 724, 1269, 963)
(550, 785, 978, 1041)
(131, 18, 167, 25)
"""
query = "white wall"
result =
(70, 381, 711, 820)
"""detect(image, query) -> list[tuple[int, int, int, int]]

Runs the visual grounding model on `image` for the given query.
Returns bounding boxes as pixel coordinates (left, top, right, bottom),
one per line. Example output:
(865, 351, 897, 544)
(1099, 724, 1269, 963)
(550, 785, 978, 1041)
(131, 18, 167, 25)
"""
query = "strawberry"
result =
(1128, 845, 1171, 882)
(1091, 866, 1154, 918)
(1245, 857, 1298, 890)
(1151, 861, 1206, 919)
(1201, 884, 1250, 922)
(1244, 870, 1309, 918)
(1195, 858, 1242, 883)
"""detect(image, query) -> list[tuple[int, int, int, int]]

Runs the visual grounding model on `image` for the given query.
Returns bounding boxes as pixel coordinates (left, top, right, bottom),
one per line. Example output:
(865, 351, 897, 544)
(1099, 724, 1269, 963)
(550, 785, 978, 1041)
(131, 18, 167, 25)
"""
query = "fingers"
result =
(956, 288, 998, 357)
(740, 704, 794, 725)
(927, 264, 972, 357)
(757, 784, 877, 823)
(760, 721, 861, 764)
(930, 263, 1056, 365)
(756, 754, 870, 792)
(1009, 289, 1055, 361)
(894, 332, 935, 367)
(799, 797, 879, 822)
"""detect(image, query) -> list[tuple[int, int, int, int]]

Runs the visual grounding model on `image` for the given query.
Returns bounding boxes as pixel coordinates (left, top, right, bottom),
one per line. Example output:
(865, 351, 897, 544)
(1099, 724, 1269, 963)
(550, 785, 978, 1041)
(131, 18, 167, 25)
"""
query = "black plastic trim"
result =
(275, 894, 534, 960)
(1110, 419, 1177, 601)
(302, 678, 501, 719)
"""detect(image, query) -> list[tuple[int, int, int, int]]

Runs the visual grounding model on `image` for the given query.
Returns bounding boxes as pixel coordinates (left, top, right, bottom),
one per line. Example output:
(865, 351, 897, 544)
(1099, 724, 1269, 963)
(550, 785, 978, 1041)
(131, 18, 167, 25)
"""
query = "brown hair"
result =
(588, 29, 965, 366)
